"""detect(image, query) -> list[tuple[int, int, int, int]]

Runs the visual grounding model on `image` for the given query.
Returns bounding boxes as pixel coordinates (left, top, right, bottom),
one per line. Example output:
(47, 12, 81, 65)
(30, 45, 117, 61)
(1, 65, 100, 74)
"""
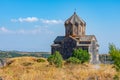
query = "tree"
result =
(47, 51, 63, 67)
(72, 48, 90, 63)
(66, 57, 81, 64)
(109, 43, 120, 71)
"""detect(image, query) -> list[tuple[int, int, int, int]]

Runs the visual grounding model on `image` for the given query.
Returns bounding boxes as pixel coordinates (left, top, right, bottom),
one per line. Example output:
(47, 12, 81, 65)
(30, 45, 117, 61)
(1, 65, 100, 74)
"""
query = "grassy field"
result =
(0, 57, 119, 80)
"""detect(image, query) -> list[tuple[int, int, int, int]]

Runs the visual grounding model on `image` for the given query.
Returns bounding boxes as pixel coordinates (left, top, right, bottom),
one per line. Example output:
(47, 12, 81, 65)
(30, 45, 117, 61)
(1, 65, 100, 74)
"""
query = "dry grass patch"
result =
(0, 57, 118, 80)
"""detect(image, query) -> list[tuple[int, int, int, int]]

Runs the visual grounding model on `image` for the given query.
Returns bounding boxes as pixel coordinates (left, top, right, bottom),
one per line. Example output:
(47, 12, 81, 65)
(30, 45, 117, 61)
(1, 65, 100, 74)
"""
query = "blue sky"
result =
(0, 0, 120, 53)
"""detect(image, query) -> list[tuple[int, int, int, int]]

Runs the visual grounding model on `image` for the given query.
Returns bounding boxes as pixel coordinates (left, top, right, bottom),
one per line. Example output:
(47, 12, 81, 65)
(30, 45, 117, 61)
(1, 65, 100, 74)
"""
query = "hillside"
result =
(0, 51, 50, 58)
(0, 57, 118, 80)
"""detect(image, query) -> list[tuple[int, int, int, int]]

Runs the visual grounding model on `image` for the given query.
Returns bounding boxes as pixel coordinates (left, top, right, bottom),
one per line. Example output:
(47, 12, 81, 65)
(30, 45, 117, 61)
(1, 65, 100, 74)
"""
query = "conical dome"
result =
(65, 12, 86, 26)
(64, 12, 86, 37)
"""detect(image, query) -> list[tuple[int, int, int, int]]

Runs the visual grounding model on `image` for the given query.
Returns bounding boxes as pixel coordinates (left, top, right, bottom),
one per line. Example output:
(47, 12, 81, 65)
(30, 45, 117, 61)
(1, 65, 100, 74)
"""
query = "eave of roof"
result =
(77, 44, 90, 46)
(51, 44, 61, 47)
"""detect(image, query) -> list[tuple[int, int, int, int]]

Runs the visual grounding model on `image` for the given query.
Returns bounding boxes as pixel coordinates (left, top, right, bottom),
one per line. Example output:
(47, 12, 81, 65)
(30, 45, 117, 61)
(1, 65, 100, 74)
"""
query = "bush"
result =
(113, 74, 119, 80)
(47, 51, 63, 68)
(22, 62, 33, 66)
(109, 44, 120, 71)
(66, 57, 81, 64)
(72, 48, 90, 63)
(36, 58, 45, 63)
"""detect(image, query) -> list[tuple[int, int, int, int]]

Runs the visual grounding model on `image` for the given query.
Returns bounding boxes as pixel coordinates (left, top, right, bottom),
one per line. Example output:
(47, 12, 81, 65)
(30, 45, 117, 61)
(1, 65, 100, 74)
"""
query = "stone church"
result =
(51, 12, 99, 64)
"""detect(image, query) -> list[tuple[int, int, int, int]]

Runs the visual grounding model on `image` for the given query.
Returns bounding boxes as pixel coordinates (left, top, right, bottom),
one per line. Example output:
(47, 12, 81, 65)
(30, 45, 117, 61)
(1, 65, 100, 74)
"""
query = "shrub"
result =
(113, 74, 119, 80)
(47, 55, 54, 65)
(22, 62, 33, 66)
(66, 57, 81, 64)
(109, 43, 120, 71)
(36, 58, 45, 63)
(72, 48, 90, 63)
(47, 51, 63, 68)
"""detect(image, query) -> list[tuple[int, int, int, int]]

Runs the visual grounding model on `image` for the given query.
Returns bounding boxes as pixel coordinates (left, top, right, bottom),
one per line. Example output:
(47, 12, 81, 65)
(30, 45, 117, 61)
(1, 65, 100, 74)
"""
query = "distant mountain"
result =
(0, 50, 51, 58)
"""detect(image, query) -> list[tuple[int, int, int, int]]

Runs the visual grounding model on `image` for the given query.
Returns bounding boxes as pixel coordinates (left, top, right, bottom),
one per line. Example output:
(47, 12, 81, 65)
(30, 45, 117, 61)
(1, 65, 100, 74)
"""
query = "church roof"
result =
(65, 12, 86, 26)
(54, 35, 97, 43)
(51, 44, 61, 47)
(79, 35, 97, 41)
(54, 36, 65, 42)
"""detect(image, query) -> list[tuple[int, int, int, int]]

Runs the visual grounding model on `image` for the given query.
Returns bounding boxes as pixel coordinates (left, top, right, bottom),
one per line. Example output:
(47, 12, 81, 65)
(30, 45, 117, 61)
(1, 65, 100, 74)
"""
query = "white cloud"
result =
(0, 27, 54, 35)
(11, 17, 63, 24)
(40, 19, 63, 24)
(11, 19, 18, 22)
(19, 17, 39, 22)
(16, 28, 41, 34)
(0, 27, 10, 33)
(11, 17, 39, 22)
(17, 28, 54, 35)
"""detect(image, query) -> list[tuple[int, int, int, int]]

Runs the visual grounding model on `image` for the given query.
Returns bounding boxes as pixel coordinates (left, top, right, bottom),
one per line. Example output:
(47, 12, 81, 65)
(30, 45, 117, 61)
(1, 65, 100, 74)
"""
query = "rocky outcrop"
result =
(0, 58, 6, 67)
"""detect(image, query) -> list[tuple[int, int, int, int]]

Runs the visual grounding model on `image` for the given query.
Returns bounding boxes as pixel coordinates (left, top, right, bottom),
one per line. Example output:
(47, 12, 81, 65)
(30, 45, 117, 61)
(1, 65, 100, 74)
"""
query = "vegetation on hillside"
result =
(48, 48, 90, 66)
(66, 57, 81, 64)
(109, 43, 120, 79)
(0, 46, 120, 79)
(109, 44, 120, 71)
(0, 51, 50, 58)
(72, 48, 90, 63)
(67, 48, 90, 64)
(0, 57, 117, 80)
(47, 51, 63, 67)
